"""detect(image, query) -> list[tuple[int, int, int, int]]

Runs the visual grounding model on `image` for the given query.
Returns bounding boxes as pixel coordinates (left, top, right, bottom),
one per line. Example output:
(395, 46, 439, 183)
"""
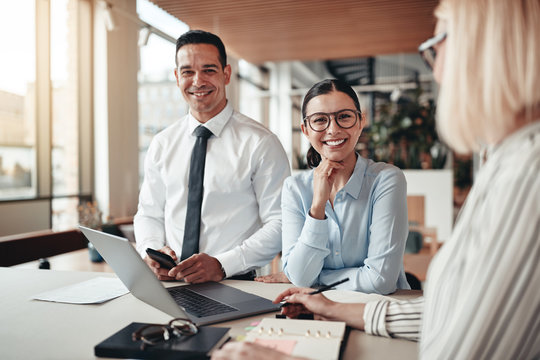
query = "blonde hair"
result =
(435, 0, 540, 153)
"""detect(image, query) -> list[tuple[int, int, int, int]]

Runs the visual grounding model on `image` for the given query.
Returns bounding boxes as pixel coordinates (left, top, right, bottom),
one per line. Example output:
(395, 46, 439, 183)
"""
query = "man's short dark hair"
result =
(175, 30, 227, 68)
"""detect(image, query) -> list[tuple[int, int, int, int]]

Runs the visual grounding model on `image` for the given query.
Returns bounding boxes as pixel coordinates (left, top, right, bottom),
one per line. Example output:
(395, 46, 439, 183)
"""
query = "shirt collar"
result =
(187, 101, 233, 137)
(341, 154, 367, 200)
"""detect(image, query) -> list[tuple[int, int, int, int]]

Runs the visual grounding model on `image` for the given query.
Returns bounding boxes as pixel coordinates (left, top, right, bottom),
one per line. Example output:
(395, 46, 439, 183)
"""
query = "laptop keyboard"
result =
(168, 287, 238, 318)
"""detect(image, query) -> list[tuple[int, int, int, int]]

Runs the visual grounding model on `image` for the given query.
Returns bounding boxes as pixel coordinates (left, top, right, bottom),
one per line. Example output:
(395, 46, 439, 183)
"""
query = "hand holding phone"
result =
(145, 248, 177, 270)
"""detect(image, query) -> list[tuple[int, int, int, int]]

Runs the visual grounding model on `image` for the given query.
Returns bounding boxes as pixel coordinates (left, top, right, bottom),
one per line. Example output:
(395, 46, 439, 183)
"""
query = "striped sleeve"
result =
(364, 297, 424, 342)
(419, 123, 540, 359)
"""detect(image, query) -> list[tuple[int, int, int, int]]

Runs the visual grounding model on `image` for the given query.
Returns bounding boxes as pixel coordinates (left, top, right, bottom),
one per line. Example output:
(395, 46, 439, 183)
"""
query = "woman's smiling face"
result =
(301, 90, 364, 163)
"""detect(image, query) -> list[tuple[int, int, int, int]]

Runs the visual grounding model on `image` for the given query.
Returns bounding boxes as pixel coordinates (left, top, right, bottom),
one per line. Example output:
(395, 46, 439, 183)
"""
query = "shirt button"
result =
(335, 251, 339, 255)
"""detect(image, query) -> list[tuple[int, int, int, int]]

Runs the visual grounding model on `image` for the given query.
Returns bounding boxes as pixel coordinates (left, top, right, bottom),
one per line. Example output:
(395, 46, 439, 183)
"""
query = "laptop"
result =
(79, 226, 279, 325)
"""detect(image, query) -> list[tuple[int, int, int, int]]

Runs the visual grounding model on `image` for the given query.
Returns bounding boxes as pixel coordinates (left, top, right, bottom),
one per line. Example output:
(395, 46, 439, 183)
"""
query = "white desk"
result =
(0, 268, 419, 359)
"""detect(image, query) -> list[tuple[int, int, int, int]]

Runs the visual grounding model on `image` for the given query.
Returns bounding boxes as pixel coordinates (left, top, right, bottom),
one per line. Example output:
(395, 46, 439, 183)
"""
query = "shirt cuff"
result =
(136, 238, 166, 259)
(364, 300, 391, 338)
(299, 214, 329, 249)
(214, 248, 244, 278)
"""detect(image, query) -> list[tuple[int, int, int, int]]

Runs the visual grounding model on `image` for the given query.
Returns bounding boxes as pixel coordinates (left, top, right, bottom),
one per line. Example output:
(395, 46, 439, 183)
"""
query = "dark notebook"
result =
(95, 322, 230, 360)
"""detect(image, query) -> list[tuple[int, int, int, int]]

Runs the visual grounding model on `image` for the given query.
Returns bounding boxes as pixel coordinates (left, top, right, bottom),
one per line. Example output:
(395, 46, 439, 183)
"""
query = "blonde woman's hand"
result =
(273, 287, 365, 329)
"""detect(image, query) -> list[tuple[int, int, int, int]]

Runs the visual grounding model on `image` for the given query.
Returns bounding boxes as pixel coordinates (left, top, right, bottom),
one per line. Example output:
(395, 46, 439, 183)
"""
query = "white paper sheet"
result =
(32, 277, 129, 304)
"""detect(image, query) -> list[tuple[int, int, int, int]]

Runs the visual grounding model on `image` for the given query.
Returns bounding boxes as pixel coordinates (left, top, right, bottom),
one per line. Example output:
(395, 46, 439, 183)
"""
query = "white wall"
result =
(268, 62, 293, 165)
(403, 169, 453, 242)
(0, 200, 50, 236)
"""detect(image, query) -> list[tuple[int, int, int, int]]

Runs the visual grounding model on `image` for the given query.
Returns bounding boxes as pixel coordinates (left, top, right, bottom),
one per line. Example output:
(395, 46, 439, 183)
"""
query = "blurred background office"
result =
(0, 0, 471, 278)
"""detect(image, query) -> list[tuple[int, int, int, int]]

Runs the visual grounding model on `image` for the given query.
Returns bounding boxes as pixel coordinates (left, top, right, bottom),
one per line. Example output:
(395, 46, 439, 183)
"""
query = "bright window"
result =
(50, 0, 81, 230)
(51, 0, 79, 197)
(137, 0, 189, 186)
(0, 0, 92, 236)
(0, 0, 37, 200)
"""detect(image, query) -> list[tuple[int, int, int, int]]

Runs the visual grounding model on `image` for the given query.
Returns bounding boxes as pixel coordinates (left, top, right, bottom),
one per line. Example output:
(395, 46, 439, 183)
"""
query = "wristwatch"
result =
(219, 263, 227, 280)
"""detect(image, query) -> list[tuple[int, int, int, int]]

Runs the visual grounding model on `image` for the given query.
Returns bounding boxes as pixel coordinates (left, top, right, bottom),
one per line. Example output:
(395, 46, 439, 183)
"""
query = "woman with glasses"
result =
(214, 0, 539, 359)
(278, 78, 410, 294)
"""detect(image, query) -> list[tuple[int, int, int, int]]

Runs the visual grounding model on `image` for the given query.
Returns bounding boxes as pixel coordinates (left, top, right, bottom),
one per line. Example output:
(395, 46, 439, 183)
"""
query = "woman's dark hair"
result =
(175, 30, 227, 68)
(302, 79, 362, 168)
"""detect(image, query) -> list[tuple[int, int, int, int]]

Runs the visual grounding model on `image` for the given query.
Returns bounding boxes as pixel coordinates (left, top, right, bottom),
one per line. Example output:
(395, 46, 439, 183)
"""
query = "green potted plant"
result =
(364, 88, 448, 170)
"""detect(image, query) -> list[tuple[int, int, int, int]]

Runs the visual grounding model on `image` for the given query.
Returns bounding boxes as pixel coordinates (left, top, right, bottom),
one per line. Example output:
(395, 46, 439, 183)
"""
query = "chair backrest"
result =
(405, 272, 422, 290)
(0, 229, 87, 267)
(405, 230, 423, 254)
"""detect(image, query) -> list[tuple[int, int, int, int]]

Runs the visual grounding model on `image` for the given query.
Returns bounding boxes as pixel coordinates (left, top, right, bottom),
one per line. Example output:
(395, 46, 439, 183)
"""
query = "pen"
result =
(307, 277, 349, 294)
(280, 277, 349, 308)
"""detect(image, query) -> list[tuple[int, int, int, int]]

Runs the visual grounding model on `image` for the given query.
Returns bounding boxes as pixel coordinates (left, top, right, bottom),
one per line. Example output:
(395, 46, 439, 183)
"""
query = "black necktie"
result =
(181, 125, 213, 261)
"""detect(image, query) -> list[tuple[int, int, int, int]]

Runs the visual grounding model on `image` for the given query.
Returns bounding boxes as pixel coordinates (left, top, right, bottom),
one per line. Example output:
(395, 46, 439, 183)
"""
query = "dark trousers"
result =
(227, 270, 256, 281)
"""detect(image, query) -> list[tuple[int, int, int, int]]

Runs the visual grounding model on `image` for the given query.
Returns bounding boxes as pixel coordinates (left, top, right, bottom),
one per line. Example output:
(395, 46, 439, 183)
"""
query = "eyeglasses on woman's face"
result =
(304, 109, 360, 132)
(418, 31, 447, 70)
(131, 318, 198, 350)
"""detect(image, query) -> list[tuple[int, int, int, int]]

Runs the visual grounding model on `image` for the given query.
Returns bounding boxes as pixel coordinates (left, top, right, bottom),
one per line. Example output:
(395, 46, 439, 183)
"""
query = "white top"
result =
(134, 102, 291, 276)
(364, 121, 540, 359)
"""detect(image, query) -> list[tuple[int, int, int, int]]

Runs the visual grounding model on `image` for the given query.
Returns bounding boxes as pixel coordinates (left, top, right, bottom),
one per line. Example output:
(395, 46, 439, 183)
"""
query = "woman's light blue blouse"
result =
(281, 155, 411, 294)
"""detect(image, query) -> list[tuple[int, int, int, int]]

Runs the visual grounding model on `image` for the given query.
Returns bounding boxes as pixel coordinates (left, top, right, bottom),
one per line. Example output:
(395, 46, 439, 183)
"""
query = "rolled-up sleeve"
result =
(364, 297, 424, 342)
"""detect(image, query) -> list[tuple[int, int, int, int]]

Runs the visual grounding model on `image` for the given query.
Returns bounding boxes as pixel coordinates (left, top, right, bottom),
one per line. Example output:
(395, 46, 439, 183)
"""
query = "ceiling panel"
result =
(150, 0, 439, 64)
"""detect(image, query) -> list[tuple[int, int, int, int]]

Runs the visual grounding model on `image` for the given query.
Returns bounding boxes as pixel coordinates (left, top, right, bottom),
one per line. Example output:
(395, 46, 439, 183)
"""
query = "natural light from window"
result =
(136, 0, 189, 186)
(0, 0, 37, 200)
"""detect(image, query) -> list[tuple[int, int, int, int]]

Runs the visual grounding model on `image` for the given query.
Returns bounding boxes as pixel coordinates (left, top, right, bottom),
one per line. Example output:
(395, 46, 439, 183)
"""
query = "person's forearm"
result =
(283, 248, 325, 287)
(363, 299, 423, 341)
(323, 302, 366, 330)
(309, 196, 326, 220)
(319, 266, 398, 294)
(216, 218, 282, 276)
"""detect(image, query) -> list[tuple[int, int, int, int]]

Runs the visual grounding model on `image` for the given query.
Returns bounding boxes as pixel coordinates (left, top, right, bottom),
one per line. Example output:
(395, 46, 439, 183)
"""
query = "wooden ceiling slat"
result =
(150, 0, 438, 64)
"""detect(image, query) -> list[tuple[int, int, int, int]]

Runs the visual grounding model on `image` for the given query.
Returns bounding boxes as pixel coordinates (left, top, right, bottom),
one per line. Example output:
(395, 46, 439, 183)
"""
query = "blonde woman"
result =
(213, 0, 540, 359)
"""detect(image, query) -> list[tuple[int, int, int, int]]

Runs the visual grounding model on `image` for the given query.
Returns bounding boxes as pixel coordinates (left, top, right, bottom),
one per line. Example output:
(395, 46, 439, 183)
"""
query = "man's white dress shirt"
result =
(134, 102, 290, 276)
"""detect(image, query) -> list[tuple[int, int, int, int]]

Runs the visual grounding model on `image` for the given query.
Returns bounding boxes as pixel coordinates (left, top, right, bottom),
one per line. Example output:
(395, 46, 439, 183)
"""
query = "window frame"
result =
(0, 0, 93, 235)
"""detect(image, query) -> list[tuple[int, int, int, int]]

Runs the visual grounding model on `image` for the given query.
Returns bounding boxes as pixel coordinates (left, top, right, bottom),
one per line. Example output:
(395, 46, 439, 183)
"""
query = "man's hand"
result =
(143, 246, 177, 281)
(168, 253, 225, 283)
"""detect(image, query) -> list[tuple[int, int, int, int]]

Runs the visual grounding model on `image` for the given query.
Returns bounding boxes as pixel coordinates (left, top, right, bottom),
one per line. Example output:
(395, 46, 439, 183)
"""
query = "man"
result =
(134, 30, 290, 284)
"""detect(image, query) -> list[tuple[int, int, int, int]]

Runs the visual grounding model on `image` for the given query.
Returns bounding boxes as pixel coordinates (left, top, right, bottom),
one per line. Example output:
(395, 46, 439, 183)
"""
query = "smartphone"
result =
(145, 248, 177, 269)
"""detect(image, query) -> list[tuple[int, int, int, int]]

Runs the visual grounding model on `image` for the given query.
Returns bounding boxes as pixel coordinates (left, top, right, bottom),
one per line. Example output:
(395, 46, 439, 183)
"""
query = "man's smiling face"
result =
(174, 43, 231, 123)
